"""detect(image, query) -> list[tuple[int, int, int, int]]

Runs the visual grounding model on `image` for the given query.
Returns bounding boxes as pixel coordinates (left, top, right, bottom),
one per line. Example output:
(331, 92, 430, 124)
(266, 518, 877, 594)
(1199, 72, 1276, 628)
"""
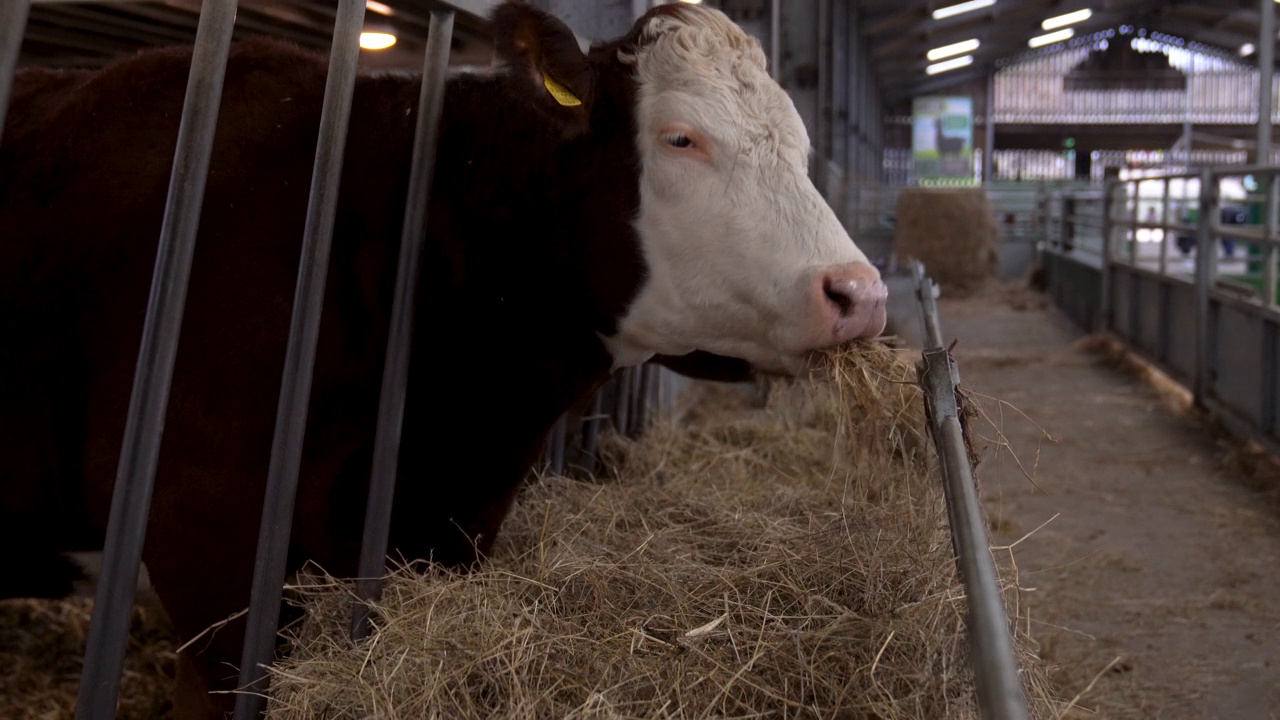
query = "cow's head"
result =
(490, 2, 886, 376)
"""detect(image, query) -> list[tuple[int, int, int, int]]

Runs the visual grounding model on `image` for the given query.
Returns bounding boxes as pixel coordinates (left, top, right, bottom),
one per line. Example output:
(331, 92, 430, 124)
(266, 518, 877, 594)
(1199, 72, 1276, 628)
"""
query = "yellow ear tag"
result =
(542, 73, 582, 107)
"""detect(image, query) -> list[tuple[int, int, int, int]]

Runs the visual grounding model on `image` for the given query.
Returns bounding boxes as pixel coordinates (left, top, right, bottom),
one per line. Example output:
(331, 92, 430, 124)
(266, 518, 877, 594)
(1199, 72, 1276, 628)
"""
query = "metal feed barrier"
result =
(911, 262, 1031, 720)
(3, 6, 1025, 720)
(1042, 164, 1280, 459)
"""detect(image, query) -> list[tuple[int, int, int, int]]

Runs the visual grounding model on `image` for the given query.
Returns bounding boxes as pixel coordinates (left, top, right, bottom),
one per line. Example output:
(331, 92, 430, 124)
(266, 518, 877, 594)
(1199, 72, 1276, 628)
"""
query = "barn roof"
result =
(864, 0, 1271, 103)
(15, 0, 1278, 103)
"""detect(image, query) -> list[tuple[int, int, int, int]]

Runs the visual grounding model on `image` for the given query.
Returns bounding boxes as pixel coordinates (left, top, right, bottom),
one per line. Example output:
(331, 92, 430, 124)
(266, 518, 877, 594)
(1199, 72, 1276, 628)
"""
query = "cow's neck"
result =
(362, 70, 642, 473)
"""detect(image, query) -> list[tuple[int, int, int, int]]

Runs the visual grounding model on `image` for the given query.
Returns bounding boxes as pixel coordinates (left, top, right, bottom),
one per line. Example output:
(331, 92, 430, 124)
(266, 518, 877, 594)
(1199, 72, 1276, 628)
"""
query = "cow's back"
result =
(0, 38, 395, 594)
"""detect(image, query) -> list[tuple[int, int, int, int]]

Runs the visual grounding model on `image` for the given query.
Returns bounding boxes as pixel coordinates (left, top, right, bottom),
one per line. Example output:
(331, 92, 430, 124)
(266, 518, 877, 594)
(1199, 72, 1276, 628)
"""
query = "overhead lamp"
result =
(1241, 43, 1257, 56)
(927, 38, 980, 61)
(1041, 8, 1091, 31)
(677, 0, 704, 4)
(931, 0, 995, 21)
(365, 0, 394, 15)
(360, 31, 397, 50)
(1028, 28, 1074, 48)
(926, 55, 974, 74)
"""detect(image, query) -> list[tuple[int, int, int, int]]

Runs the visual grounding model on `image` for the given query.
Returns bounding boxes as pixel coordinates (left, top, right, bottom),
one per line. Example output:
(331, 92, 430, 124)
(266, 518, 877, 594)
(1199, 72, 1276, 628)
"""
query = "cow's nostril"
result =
(823, 278, 855, 319)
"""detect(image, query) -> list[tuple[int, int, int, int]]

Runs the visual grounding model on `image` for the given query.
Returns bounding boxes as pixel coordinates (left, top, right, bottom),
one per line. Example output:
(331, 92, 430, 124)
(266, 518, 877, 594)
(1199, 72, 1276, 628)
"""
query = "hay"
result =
(0, 595, 177, 719)
(894, 188, 1000, 296)
(263, 342, 1059, 719)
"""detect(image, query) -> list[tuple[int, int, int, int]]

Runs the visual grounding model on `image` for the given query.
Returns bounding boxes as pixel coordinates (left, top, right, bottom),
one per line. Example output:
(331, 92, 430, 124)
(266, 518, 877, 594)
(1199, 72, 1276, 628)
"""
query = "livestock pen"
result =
(1, 1, 1040, 718)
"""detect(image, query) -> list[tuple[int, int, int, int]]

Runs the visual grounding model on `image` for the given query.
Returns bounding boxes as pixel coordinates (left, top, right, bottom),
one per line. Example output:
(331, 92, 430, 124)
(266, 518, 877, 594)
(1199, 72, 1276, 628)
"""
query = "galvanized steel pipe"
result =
(74, 1, 241, 718)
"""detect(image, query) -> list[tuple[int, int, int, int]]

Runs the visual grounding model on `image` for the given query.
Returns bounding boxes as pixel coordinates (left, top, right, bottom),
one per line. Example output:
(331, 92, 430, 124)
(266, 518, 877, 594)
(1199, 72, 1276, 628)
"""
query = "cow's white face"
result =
(604, 7, 886, 375)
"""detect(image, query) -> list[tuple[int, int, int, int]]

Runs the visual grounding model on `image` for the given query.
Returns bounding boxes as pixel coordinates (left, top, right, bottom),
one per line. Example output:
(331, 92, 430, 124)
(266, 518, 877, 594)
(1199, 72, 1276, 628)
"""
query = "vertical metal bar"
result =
(769, 0, 781, 82)
(1194, 169, 1217, 408)
(73, 2, 240, 718)
(1128, 179, 1139, 266)
(0, 0, 31, 148)
(1159, 178, 1170, 276)
(1100, 181, 1115, 333)
(350, 9, 454, 643)
(1259, 0, 1275, 166)
(984, 72, 995, 183)
(232, 0, 366, 715)
(613, 368, 633, 438)
(1266, 177, 1279, 308)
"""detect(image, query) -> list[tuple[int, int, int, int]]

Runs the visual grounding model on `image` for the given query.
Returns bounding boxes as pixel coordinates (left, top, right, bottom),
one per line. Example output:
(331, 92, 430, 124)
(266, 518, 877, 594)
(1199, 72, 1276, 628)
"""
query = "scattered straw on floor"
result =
(0, 594, 177, 720)
(263, 342, 1060, 719)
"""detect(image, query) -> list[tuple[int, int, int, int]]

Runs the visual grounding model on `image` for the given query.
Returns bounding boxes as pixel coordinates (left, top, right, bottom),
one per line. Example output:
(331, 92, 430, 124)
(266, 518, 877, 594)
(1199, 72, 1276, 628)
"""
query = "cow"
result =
(0, 1, 887, 716)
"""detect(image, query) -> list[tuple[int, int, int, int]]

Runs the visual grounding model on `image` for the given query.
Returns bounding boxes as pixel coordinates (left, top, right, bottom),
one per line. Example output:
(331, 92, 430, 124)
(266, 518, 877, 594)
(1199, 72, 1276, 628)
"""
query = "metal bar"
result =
(350, 8, 454, 643)
(911, 261, 944, 348)
(0, 0, 32, 148)
(232, 0, 366, 715)
(1194, 169, 1217, 408)
(914, 270, 1030, 720)
(984, 72, 995, 183)
(1266, 179, 1279, 307)
(1099, 181, 1116, 333)
(73, 1, 239, 717)
(1158, 178, 1170, 276)
(1259, 0, 1275, 166)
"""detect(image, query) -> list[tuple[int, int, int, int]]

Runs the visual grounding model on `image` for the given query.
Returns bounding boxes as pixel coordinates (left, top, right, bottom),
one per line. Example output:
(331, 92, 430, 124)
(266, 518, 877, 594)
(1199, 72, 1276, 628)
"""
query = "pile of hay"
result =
(0, 595, 177, 719)
(894, 188, 1001, 296)
(263, 342, 1058, 719)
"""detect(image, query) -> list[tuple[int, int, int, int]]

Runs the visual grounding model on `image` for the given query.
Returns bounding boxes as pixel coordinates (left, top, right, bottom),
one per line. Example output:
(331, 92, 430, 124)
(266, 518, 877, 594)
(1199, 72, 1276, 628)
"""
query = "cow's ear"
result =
(490, 1, 593, 138)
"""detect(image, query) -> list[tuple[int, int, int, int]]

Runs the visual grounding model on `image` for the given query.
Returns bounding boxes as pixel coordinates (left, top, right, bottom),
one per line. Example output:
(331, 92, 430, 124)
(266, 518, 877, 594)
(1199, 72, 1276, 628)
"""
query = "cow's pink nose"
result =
(819, 263, 888, 343)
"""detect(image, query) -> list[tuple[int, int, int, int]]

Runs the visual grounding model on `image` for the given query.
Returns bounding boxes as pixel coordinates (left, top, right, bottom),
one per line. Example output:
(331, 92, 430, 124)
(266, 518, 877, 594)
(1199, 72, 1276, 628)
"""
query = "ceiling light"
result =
(1241, 43, 1256, 56)
(931, 0, 995, 21)
(926, 55, 974, 74)
(360, 32, 397, 50)
(927, 38, 980, 61)
(1042, 8, 1091, 30)
(1028, 28, 1074, 48)
(365, 0, 393, 15)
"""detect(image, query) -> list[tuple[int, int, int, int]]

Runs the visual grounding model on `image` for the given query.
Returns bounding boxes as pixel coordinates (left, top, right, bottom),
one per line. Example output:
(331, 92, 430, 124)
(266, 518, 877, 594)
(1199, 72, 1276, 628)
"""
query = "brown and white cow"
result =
(0, 2, 885, 716)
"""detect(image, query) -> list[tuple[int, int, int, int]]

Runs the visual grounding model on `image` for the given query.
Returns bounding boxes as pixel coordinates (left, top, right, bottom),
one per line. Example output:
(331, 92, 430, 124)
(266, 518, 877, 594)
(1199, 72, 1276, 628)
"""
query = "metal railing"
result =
(1043, 164, 1280, 458)
(911, 261, 1030, 720)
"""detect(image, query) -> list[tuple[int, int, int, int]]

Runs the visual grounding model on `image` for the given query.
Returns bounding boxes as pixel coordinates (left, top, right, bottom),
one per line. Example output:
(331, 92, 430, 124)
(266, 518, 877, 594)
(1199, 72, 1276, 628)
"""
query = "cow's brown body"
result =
(0, 18, 683, 715)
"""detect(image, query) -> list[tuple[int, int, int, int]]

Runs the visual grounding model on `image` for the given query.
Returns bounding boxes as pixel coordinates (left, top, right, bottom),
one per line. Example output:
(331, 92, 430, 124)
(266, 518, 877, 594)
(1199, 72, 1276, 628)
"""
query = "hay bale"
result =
(263, 342, 1060, 719)
(893, 188, 1000, 296)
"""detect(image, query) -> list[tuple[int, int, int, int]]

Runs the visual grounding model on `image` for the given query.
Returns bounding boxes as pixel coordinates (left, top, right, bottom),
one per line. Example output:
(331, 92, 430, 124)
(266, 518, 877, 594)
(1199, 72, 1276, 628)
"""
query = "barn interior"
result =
(5, 1, 1280, 719)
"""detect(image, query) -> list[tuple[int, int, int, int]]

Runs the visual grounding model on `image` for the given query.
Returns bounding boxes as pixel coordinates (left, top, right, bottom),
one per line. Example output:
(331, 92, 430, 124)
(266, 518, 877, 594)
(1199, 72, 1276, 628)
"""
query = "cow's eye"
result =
(665, 134, 694, 149)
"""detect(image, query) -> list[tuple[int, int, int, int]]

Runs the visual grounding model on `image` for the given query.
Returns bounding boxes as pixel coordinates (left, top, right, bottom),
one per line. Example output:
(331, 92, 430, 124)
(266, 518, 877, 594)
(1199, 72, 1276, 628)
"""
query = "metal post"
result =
(350, 9, 454, 643)
(914, 268, 1030, 720)
(0, 0, 31, 148)
(1258, 0, 1275, 166)
(1194, 169, 1217, 408)
(74, 2, 240, 718)
(1158, 178, 1171, 276)
(1266, 176, 1279, 307)
(1099, 181, 1115, 333)
(233, 0, 366, 715)
(769, 0, 781, 82)
(984, 72, 995, 183)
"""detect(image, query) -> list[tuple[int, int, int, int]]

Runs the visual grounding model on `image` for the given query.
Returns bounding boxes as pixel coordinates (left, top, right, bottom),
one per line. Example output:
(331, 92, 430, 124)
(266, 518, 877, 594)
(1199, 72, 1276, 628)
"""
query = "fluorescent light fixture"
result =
(927, 38, 980, 61)
(365, 0, 393, 15)
(1241, 42, 1256, 56)
(926, 55, 974, 75)
(1042, 8, 1091, 30)
(1028, 28, 1074, 48)
(359, 32, 397, 50)
(931, 0, 995, 21)
(678, 0, 704, 4)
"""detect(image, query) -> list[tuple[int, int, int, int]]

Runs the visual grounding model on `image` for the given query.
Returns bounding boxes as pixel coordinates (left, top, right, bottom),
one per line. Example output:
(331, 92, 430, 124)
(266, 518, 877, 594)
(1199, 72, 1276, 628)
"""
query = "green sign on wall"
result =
(912, 96, 974, 184)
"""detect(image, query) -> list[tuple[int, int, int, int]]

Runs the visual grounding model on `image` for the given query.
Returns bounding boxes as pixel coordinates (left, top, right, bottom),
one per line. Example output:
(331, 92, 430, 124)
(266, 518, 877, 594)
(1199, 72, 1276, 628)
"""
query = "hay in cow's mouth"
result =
(262, 340, 1061, 719)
